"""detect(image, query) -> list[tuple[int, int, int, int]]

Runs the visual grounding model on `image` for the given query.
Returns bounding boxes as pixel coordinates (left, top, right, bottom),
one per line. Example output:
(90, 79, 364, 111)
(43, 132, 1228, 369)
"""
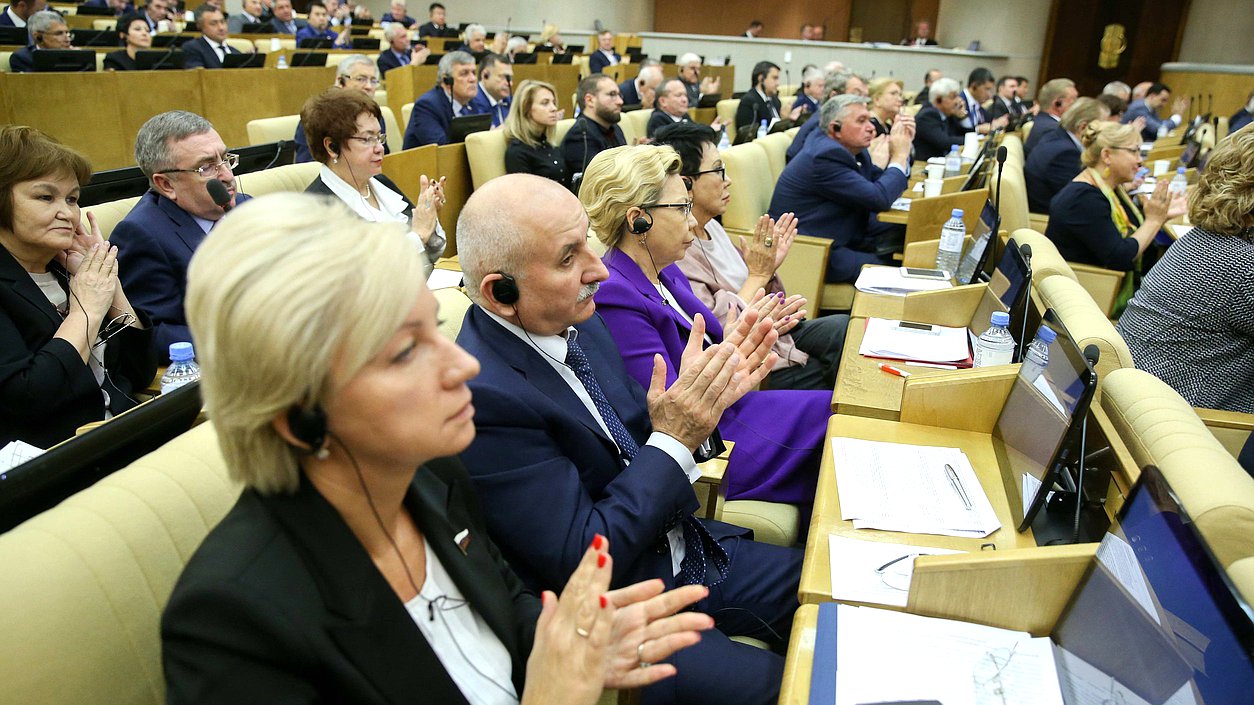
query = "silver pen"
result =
(945, 463, 974, 510)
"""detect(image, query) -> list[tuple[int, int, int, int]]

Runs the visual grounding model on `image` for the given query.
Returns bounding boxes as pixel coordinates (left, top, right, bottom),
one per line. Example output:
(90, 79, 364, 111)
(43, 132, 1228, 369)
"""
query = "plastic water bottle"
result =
(935, 208, 965, 278)
(1168, 167, 1188, 197)
(160, 342, 201, 394)
(276, 54, 289, 69)
(717, 126, 731, 151)
(974, 311, 1015, 368)
(944, 145, 962, 177)
(1018, 325, 1057, 382)
(756, 119, 768, 140)
(954, 227, 990, 284)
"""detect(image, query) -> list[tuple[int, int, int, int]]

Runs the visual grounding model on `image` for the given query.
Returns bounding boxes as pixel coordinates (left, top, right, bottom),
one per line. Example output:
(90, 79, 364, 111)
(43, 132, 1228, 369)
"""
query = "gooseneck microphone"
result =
(993, 145, 1007, 233)
(206, 179, 233, 213)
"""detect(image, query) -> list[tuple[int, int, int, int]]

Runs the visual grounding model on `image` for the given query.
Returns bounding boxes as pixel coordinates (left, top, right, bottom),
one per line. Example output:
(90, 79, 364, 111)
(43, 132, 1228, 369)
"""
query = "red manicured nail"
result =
(600, 595, 609, 609)
(591, 534, 604, 551)
(597, 553, 607, 568)
(541, 592, 549, 606)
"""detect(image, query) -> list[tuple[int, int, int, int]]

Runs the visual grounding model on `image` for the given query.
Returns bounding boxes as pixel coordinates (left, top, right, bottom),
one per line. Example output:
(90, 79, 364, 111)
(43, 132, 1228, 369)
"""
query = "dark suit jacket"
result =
(1023, 112, 1060, 156)
(112, 190, 252, 357)
(417, 21, 456, 38)
(181, 36, 241, 69)
(0, 7, 17, 26)
(1025, 128, 1081, 214)
(785, 115, 821, 162)
(769, 134, 906, 283)
(560, 115, 626, 183)
(647, 109, 688, 137)
(162, 457, 539, 704)
(304, 173, 413, 221)
(619, 76, 641, 106)
(735, 89, 782, 132)
(0, 246, 155, 447)
(457, 306, 750, 591)
(588, 49, 620, 74)
(793, 93, 820, 118)
(268, 16, 305, 34)
(468, 85, 510, 128)
(8, 45, 35, 73)
(403, 84, 459, 149)
(103, 49, 137, 71)
(376, 47, 408, 76)
(987, 96, 1025, 123)
(912, 104, 965, 162)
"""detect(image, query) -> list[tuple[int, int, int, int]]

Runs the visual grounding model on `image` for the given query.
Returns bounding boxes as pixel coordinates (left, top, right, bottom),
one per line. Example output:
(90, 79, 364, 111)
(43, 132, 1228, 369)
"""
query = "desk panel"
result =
(115, 71, 206, 146)
(435, 143, 470, 251)
(0, 72, 132, 171)
(199, 67, 335, 151)
(831, 318, 954, 420)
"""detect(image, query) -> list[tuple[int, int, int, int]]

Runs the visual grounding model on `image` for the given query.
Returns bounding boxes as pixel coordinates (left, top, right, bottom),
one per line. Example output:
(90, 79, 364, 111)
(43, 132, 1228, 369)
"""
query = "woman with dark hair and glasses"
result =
(301, 88, 447, 275)
(0, 126, 156, 448)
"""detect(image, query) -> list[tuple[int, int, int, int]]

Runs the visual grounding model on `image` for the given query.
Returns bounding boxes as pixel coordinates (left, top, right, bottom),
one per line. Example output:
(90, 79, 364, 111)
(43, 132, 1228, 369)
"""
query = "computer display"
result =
(32, 49, 96, 72)
(966, 238, 1031, 351)
(1052, 465, 1254, 704)
(992, 308, 1097, 531)
(959, 199, 1000, 286)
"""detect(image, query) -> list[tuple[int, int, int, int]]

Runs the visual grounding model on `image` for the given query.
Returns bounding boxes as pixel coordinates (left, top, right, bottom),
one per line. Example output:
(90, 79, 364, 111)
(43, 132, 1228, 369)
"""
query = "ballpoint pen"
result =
(945, 463, 974, 510)
(878, 362, 911, 378)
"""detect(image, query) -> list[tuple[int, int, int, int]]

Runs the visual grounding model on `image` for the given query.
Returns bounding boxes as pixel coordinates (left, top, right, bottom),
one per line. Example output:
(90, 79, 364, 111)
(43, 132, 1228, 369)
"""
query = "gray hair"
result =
(382, 22, 409, 40)
(27, 10, 63, 42)
(638, 57, 662, 70)
(820, 94, 871, 130)
(801, 66, 824, 86)
(677, 52, 700, 68)
(134, 110, 214, 181)
(506, 36, 527, 53)
(438, 50, 475, 81)
(1102, 80, 1131, 99)
(929, 77, 961, 103)
(825, 70, 854, 99)
(637, 64, 663, 86)
(463, 22, 485, 40)
(456, 189, 528, 306)
(335, 53, 374, 78)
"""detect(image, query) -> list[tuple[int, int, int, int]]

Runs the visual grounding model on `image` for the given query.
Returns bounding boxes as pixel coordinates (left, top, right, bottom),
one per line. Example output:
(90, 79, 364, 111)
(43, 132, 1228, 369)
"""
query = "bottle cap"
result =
(1036, 325, 1057, 343)
(1177, 166, 1186, 174)
(951, 208, 964, 218)
(990, 311, 1010, 326)
(169, 341, 195, 362)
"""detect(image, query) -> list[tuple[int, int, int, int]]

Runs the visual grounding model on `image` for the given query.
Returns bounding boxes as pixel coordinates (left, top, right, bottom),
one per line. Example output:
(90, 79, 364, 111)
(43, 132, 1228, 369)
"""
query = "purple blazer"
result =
(594, 249, 829, 503)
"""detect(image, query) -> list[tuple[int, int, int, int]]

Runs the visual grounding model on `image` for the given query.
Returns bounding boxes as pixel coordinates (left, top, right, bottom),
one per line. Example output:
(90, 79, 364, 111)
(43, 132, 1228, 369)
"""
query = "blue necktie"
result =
(565, 336, 639, 459)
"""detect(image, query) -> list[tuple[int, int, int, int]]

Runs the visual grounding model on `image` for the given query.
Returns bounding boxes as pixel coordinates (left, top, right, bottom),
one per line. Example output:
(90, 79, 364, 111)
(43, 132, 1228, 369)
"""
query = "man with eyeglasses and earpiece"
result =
(111, 111, 253, 360)
(294, 55, 393, 163)
(8, 10, 80, 72)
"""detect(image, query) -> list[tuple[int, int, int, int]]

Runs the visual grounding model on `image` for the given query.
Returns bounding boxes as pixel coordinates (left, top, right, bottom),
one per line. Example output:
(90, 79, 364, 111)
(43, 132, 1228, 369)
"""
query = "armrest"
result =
(694, 440, 734, 520)
(775, 234, 832, 313)
(1068, 262, 1126, 317)
(1028, 213, 1049, 231)
(1196, 407, 1254, 460)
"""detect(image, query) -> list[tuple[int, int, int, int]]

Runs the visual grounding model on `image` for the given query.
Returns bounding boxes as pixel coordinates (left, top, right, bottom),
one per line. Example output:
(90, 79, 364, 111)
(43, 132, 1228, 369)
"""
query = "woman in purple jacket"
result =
(581, 145, 831, 505)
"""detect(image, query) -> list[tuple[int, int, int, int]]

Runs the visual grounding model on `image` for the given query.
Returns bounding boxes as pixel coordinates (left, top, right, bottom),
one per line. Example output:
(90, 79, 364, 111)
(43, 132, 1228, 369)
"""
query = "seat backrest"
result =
(995, 155, 1031, 232)
(621, 109, 651, 145)
(83, 196, 143, 241)
(0, 51, 11, 72)
(757, 132, 790, 181)
(1008, 228, 1077, 283)
(779, 95, 795, 118)
(434, 286, 472, 341)
(1101, 367, 1254, 604)
(721, 142, 771, 232)
(554, 117, 576, 144)
(402, 101, 413, 127)
(0, 422, 239, 705)
(246, 114, 301, 146)
(95, 52, 105, 72)
(716, 98, 740, 126)
(238, 161, 321, 196)
(380, 107, 401, 153)
(227, 37, 258, 53)
(900, 103, 922, 118)
(1036, 274, 1134, 380)
(92, 18, 114, 30)
(465, 128, 508, 190)
(1001, 133, 1024, 167)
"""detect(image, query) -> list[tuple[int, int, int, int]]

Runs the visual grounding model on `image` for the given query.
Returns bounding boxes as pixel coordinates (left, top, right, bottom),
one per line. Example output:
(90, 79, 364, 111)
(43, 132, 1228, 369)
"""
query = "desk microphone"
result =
(207, 179, 233, 213)
(993, 145, 1007, 233)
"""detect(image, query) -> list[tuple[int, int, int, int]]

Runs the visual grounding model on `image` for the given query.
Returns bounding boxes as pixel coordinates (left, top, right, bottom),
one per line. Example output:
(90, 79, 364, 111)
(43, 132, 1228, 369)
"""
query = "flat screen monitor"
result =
(1051, 464, 1254, 704)
(960, 199, 1000, 286)
(74, 3, 114, 15)
(134, 49, 186, 70)
(423, 52, 443, 65)
(960, 136, 997, 192)
(150, 34, 194, 48)
(992, 308, 1097, 531)
(297, 37, 334, 49)
(565, 44, 584, 53)
(697, 93, 722, 108)
(239, 22, 268, 34)
(659, 53, 677, 64)
(966, 237, 1031, 346)
(352, 37, 380, 51)
(350, 26, 371, 36)
(288, 51, 326, 67)
(72, 29, 116, 47)
(447, 113, 491, 144)
(33, 49, 96, 72)
(222, 52, 265, 68)
(551, 53, 573, 65)
(512, 52, 537, 64)
(0, 382, 203, 532)
(0, 26, 30, 44)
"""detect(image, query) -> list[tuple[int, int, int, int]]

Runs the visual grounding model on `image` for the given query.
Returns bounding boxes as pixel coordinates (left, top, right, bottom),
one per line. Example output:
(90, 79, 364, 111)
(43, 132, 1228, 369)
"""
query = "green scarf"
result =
(1086, 168, 1145, 316)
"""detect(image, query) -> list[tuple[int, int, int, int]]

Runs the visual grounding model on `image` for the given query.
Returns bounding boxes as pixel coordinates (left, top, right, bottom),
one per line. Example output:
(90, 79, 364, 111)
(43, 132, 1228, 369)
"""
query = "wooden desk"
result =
(779, 605, 819, 705)
(831, 317, 967, 420)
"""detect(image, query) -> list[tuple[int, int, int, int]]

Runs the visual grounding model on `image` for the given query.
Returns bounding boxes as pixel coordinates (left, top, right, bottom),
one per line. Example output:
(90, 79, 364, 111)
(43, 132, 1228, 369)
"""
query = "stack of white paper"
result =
(858, 317, 971, 364)
(889, 197, 912, 211)
(827, 535, 962, 607)
(832, 437, 1002, 537)
(854, 268, 953, 296)
(426, 268, 464, 290)
(0, 440, 44, 472)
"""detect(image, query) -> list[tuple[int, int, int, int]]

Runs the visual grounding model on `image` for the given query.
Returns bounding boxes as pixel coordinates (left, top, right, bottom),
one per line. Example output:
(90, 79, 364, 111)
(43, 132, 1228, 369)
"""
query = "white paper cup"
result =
(926, 164, 946, 180)
(924, 178, 943, 198)
(1153, 160, 1170, 177)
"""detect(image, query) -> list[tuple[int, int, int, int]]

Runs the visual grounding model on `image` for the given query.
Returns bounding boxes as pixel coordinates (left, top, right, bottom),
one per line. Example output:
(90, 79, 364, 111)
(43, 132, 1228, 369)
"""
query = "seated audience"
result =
(560, 74, 625, 184)
(403, 50, 481, 149)
(960, 67, 1010, 135)
(268, 0, 303, 34)
(182, 5, 243, 69)
(468, 53, 513, 127)
(1024, 78, 1077, 155)
(867, 77, 904, 136)
(912, 76, 966, 161)
(734, 61, 784, 134)
(1046, 121, 1186, 296)
(351, 3, 373, 24)
(1231, 90, 1254, 133)
(504, 35, 527, 61)
(377, 23, 428, 75)
(913, 68, 941, 106)
(744, 20, 763, 38)
(648, 78, 694, 137)
(295, 2, 346, 47)
(800, 23, 814, 41)
(654, 122, 848, 390)
(619, 60, 662, 109)
(138, 0, 170, 31)
(793, 66, 825, 118)
(82, 0, 134, 15)
(1124, 82, 1188, 141)
(455, 172, 806, 705)
(676, 53, 720, 106)
(1097, 93, 1128, 122)
(786, 70, 867, 161)
(1117, 125, 1254, 413)
(1026, 97, 1109, 213)
(226, 0, 263, 33)
(164, 192, 710, 704)
(537, 23, 566, 53)
(987, 75, 1026, 123)
(0, 0, 45, 28)
(417, 1, 455, 37)
(112, 111, 251, 356)
(588, 29, 620, 73)
(8, 10, 76, 73)
(904, 19, 938, 46)
(459, 22, 486, 54)
(811, 25, 825, 40)
(380, 0, 415, 27)
(1017, 76, 1036, 111)
(103, 13, 152, 71)
(1102, 80, 1132, 102)
(503, 79, 567, 188)
(0, 125, 155, 449)
(296, 55, 389, 163)
(771, 95, 914, 283)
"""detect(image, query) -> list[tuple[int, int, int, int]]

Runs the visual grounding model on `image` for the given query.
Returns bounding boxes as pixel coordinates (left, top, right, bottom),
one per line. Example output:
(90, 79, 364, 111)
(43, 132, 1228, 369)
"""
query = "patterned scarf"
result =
(1087, 167, 1146, 314)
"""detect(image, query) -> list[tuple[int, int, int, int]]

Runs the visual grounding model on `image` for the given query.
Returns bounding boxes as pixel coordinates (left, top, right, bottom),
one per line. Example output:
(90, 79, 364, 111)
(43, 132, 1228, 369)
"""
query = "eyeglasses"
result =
(1110, 146, 1141, 155)
(158, 153, 240, 179)
(645, 200, 693, 217)
(348, 75, 381, 86)
(694, 166, 726, 182)
(94, 312, 137, 350)
(347, 133, 387, 148)
(46, 29, 72, 38)
(874, 553, 917, 592)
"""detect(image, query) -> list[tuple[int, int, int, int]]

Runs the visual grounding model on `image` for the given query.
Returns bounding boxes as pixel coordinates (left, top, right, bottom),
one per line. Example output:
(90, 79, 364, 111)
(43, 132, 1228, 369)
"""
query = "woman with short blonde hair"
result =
(503, 79, 567, 187)
(867, 77, 905, 136)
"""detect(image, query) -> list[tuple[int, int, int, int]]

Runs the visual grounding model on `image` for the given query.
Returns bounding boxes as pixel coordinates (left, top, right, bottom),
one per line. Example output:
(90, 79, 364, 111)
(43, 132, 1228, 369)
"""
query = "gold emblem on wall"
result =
(1099, 24, 1127, 70)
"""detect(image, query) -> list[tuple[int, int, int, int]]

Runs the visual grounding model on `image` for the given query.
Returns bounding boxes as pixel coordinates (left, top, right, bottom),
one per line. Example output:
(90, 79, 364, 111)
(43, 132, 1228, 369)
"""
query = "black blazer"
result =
(305, 173, 414, 222)
(912, 104, 965, 162)
(505, 138, 568, 188)
(103, 49, 137, 71)
(1023, 113, 1061, 156)
(735, 89, 782, 132)
(181, 36, 240, 69)
(0, 246, 156, 447)
(647, 109, 688, 138)
(162, 456, 540, 704)
(1025, 128, 1081, 214)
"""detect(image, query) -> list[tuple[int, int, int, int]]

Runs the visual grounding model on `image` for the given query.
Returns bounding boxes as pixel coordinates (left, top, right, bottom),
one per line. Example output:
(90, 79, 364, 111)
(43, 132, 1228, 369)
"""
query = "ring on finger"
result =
(764, 238, 774, 247)
(575, 626, 591, 638)
(637, 641, 652, 669)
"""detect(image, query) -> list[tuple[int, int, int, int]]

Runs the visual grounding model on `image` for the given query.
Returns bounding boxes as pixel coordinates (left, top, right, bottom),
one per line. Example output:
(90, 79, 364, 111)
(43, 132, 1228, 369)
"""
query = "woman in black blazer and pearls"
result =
(103, 14, 154, 71)
(503, 79, 569, 189)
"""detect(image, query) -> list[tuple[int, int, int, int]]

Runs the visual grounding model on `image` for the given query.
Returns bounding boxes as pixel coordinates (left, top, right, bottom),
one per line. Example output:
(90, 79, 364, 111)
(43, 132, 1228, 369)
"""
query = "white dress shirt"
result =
(6, 6, 25, 26)
(318, 164, 447, 270)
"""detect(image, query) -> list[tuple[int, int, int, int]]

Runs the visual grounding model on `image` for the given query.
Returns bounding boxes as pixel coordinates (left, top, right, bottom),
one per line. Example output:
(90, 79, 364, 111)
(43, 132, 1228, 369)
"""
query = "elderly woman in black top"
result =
(0, 126, 155, 448)
(103, 14, 153, 71)
(503, 79, 568, 188)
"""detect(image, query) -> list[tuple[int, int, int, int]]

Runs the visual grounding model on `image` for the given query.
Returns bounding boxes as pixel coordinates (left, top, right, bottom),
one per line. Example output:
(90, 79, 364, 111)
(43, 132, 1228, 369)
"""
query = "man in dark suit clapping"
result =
(912, 76, 967, 161)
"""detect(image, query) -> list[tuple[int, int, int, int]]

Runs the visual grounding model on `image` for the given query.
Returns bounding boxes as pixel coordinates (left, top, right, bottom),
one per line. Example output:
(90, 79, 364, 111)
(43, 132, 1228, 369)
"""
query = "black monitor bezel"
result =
(32, 49, 96, 72)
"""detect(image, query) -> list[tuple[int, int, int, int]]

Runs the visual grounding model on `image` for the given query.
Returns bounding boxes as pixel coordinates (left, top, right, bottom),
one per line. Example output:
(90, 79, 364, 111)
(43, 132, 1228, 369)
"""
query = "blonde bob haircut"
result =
(867, 76, 904, 103)
(579, 144, 682, 251)
(1079, 120, 1138, 169)
(501, 79, 557, 149)
(1189, 124, 1254, 236)
(185, 193, 426, 495)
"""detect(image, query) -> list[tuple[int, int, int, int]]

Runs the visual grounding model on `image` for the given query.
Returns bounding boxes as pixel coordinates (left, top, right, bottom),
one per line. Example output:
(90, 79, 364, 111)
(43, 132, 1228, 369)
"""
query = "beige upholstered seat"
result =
(0, 423, 239, 705)
(554, 117, 575, 144)
(1035, 275, 1134, 381)
(226, 38, 256, 54)
(465, 128, 508, 189)
(238, 161, 321, 196)
(84, 196, 143, 241)
(0, 51, 11, 72)
(251, 38, 292, 52)
(716, 98, 740, 127)
(401, 101, 413, 127)
(620, 108, 651, 145)
(720, 142, 771, 235)
(1101, 368, 1254, 604)
(757, 132, 790, 182)
(246, 114, 301, 146)
(92, 19, 114, 30)
(380, 106, 401, 151)
(1008, 228, 1076, 282)
(1009, 228, 1126, 316)
(433, 286, 473, 340)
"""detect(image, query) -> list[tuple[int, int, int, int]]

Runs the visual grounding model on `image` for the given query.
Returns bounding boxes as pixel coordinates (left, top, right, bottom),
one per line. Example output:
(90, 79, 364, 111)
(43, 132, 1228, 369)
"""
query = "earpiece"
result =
(1054, 99, 1062, 109)
(629, 211, 653, 235)
(441, 73, 453, 86)
(681, 176, 693, 190)
(492, 272, 519, 305)
(287, 404, 328, 454)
